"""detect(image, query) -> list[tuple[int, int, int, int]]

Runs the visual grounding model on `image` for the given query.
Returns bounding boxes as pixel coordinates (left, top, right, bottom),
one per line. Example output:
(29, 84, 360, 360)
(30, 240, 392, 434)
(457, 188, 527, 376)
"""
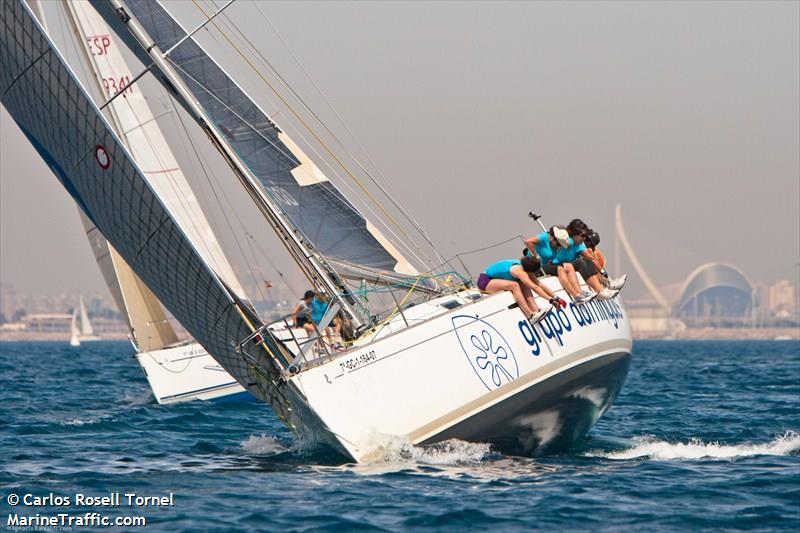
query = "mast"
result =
(103, 0, 366, 326)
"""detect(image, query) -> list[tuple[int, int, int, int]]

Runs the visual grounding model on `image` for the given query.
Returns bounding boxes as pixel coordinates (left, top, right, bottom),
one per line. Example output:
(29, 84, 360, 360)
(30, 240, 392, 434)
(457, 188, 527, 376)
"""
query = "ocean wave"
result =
(588, 431, 800, 460)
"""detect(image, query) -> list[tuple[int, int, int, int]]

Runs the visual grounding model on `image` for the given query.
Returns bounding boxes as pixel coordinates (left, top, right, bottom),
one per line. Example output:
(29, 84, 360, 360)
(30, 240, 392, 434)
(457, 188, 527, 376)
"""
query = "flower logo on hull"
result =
(452, 314, 519, 392)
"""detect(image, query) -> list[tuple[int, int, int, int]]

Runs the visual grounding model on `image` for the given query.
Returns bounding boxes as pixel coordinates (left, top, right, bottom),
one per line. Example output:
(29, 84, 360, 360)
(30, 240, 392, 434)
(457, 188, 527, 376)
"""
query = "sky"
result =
(1, 0, 798, 303)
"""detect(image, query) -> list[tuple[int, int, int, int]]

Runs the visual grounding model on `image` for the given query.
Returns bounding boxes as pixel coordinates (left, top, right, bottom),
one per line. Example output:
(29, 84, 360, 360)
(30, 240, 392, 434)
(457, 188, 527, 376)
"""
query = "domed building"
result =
(676, 263, 753, 324)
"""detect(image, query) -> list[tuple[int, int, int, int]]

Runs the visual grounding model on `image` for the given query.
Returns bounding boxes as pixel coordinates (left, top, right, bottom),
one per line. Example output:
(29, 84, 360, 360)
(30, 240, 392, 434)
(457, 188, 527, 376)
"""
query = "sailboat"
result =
(42, 0, 248, 403)
(69, 296, 100, 346)
(1, 0, 633, 462)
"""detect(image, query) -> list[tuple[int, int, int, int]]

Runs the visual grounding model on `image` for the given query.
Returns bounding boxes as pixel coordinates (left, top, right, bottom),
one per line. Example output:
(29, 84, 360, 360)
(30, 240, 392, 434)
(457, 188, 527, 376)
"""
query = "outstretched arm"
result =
(511, 266, 554, 300)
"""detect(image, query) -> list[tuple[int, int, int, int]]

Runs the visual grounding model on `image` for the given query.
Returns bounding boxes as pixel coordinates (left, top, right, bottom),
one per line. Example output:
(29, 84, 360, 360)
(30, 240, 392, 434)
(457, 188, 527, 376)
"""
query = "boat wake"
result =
(587, 431, 800, 461)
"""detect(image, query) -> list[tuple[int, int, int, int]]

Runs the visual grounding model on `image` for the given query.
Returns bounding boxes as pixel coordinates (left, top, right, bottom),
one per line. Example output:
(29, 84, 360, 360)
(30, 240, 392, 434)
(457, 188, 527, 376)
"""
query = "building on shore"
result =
(615, 205, 797, 338)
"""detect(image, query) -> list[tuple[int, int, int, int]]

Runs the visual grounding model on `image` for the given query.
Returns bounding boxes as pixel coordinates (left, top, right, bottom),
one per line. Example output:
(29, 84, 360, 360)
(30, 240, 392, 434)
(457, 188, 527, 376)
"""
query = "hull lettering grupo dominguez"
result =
(518, 298, 625, 356)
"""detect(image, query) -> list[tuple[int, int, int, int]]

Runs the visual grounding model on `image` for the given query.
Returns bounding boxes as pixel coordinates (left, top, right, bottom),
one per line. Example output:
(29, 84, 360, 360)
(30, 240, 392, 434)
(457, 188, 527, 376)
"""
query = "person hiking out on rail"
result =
(476, 256, 555, 324)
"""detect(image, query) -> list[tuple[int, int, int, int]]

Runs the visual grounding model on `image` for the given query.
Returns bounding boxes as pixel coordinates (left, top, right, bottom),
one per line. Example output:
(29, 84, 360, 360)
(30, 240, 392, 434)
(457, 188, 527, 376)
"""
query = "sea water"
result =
(0, 340, 798, 531)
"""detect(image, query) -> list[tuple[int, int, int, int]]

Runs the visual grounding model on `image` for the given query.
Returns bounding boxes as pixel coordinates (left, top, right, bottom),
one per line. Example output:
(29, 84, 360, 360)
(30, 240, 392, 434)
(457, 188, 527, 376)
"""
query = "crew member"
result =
(476, 256, 555, 324)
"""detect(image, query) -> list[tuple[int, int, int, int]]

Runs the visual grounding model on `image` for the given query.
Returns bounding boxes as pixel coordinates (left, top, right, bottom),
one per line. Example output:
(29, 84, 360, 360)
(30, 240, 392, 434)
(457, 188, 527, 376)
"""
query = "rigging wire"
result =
(166, 93, 276, 307)
(163, 56, 433, 273)
(204, 12, 436, 273)
(216, 2, 445, 268)
(189, 0, 430, 269)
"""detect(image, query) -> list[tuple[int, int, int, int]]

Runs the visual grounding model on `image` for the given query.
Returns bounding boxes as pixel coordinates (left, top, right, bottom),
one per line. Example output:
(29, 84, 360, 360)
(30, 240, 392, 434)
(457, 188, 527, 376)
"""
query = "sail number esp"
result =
(339, 350, 376, 372)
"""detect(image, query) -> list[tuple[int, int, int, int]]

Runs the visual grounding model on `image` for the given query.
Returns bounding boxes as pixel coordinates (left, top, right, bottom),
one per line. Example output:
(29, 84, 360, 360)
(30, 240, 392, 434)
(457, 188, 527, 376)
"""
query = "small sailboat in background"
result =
(69, 296, 100, 346)
(2, 0, 633, 462)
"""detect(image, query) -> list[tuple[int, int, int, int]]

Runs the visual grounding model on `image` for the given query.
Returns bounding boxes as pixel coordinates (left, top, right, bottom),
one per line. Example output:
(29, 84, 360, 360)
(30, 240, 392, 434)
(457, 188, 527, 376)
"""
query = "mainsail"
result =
(0, 0, 286, 410)
(58, 0, 248, 351)
(94, 0, 420, 282)
(67, 0, 245, 297)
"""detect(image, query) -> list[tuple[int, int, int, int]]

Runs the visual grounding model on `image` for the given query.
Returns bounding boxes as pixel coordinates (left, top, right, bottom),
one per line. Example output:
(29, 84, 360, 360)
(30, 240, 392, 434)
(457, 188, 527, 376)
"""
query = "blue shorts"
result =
(477, 273, 491, 291)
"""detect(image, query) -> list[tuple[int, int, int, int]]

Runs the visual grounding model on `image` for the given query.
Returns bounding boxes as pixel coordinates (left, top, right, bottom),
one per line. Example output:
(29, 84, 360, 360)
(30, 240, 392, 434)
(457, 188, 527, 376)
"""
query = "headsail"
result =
(78, 208, 181, 351)
(95, 0, 420, 279)
(0, 0, 283, 408)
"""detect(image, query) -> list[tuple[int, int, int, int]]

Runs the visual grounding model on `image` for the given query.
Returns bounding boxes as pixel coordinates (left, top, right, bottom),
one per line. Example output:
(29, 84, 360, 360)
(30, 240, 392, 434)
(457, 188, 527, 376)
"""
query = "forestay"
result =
(0, 0, 280, 404)
(96, 0, 418, 278)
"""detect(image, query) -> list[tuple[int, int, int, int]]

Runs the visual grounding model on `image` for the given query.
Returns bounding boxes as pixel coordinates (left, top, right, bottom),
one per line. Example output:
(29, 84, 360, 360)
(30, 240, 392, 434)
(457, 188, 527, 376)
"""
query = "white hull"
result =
(274, 280, 632, 463)
(135, 342, 248, 404)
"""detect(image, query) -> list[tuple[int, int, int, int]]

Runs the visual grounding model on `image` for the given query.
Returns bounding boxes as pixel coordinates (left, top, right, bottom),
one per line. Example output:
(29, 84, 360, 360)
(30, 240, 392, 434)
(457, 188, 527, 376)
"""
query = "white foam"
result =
(240, 434, 288, 455)
(589, 431, 800, 461)
(360, 434, 491, 466)
(61, 417, 100, 426)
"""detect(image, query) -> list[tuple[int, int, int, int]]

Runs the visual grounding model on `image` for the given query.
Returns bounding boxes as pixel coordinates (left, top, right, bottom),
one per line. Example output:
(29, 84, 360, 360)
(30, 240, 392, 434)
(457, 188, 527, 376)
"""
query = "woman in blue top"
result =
(311, 292, 330, 324)
(559, 219, 618, 300)
(526, 221, 618, 302)
(525, 225, 593, 303)
(477, 256, 556, 324)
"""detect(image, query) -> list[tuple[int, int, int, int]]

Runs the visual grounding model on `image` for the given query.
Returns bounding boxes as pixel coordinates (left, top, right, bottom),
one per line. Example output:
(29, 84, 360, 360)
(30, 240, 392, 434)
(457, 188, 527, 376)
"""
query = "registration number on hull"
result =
(339, 350, 377, 372)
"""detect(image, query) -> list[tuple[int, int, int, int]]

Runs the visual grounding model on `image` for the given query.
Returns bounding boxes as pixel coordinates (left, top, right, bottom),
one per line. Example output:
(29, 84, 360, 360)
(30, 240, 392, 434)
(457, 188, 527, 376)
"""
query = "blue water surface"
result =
(1, 340, 798, 531)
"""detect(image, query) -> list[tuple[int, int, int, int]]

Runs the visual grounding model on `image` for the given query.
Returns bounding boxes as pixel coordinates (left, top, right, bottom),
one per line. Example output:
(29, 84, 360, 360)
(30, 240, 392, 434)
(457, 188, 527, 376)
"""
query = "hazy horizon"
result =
(1, 0, 798, 304)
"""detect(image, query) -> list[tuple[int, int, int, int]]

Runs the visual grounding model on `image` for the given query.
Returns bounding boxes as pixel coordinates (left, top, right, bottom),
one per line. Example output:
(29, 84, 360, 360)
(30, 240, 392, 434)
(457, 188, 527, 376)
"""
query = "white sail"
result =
(66, 0, 246, 299)
(0, 1, 296, 419)
(78, 295, 94, 336)
(25, 0, 247, 403)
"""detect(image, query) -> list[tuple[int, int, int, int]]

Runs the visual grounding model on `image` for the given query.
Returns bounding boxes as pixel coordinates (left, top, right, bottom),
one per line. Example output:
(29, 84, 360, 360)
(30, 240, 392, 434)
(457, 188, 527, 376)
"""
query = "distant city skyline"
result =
(1, 1, 798, 302)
